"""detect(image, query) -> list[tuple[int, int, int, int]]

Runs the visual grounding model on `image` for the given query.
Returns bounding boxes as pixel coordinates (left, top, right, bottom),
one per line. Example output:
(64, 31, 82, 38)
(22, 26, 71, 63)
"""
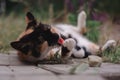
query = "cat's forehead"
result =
(44, 24, 51, 30)
(36, 23, 51, 31)
(43, 24, 51, 28)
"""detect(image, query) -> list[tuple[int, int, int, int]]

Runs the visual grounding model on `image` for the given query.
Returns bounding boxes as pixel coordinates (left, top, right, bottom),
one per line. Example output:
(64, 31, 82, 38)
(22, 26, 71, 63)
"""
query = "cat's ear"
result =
(25, 12, 35, 23)
(39, 22, 44, 27)
(37, 22, 45, 31)
(10, 41, 29, 54)
(10, 41, 23, 51)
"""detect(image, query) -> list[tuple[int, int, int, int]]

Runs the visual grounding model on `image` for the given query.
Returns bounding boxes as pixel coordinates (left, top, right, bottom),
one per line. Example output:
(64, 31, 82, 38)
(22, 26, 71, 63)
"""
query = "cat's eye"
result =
(44, 24, 51, 31)
(47, 25, 51, 31)
(50, 27, 57, 33)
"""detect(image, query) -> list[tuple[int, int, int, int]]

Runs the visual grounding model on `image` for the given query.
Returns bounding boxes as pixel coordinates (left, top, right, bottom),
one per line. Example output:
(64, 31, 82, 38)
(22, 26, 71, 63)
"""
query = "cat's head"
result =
(32, 22, 62, 46)
(10, 12, 64, 58)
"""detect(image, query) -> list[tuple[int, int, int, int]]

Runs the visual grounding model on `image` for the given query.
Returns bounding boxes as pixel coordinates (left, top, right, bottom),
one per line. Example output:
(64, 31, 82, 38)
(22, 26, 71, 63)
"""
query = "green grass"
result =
(0, 15, 25, 53)
(86, 20, 101, 43)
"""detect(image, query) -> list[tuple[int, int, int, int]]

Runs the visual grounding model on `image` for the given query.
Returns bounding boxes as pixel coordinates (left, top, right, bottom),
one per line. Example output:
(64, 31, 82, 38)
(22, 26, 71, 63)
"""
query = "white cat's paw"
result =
(63, 38, 76, 50)
(102, 40, 116, 51)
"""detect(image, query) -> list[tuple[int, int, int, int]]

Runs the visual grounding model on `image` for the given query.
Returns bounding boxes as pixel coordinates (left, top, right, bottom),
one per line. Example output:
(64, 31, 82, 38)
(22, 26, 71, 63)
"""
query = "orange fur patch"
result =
(80, 27, 87, 34)
(89, 43, 100, 55)
(39, 41, 48, 53)
(17, 29, 33, 41)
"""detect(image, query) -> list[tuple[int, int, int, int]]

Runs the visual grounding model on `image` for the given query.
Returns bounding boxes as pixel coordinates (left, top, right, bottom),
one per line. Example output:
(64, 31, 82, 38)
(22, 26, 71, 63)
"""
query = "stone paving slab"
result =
(0, 54, 10, 66)
(0, 52, 28, 66)
(0, 66, 13, 80)
(9, 53, 27, 66)
(82, 63, 120, 75)
(15, 75, 59, 80)
(40, 64, 73, 71)
(0, 53, 120, 80)
(58, 75, 105, 80)
(0, 66, 12, 74)
(0, 66, 58, 80)
(40, 63, 120, 75)
(9, 66, 54, 75)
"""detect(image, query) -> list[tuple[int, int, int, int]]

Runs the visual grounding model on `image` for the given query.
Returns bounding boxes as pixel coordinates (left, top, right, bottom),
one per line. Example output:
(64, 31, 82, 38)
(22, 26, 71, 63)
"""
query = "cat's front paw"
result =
(63, 38, 76, 50)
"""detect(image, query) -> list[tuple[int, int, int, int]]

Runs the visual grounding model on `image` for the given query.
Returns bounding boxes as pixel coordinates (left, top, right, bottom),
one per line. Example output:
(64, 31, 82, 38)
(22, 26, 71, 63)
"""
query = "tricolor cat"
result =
(10, 11, 116, 62)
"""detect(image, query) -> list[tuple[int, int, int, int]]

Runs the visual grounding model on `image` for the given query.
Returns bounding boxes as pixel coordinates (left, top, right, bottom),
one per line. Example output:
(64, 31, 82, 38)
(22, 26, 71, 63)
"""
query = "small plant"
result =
(69, 63, 89, 74)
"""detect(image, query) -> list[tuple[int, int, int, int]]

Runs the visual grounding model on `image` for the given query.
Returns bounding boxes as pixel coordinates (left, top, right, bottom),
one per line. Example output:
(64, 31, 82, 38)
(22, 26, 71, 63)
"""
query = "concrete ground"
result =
(0, 51, 120, 80)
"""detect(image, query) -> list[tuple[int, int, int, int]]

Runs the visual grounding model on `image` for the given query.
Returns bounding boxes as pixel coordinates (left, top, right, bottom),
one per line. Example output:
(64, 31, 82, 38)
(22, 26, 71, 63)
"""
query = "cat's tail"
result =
(77, 11, 87, 35)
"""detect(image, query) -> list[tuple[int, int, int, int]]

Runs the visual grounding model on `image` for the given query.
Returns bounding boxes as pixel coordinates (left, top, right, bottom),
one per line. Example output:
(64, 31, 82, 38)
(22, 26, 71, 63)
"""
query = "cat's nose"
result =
(58, 37, 64, 45)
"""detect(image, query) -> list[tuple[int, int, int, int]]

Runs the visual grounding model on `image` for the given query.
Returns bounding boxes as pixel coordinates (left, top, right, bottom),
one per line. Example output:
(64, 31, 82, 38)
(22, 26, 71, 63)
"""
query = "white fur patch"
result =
(72, 48, 85, 58)
(77, 11, 87, 30)
(63, 38, 76, 50)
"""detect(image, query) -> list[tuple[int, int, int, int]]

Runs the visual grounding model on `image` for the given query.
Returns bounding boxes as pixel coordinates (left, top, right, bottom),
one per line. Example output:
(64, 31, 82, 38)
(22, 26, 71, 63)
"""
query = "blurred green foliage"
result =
(86, 21, 101, 43)
(92, 0, 120, 16)
(1, 0, 119, 17)
(0, 15, 25, 53)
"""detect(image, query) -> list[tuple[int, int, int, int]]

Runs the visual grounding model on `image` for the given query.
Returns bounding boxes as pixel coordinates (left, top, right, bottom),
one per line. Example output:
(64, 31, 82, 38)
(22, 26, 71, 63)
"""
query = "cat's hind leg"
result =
(77, 11, 87, 35)
(101, 40, 116, 52)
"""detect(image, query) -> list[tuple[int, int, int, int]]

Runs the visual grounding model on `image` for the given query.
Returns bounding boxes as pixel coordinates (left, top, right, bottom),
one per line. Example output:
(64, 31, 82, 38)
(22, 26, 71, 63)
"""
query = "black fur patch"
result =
(36, 23, 59, 46)
(25, 12, 37, 30)
(61, 46, 70, 57)
(10, 41, 30, 55)
(31, 44, 41, 58)
(75, 45, 81, 50)
(72, 46, 91, 58)
(60, 34, 67, 40)
(82, 47, 91, 58)
(26, 20, 37, 30)
(68, 34, 78, 43)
